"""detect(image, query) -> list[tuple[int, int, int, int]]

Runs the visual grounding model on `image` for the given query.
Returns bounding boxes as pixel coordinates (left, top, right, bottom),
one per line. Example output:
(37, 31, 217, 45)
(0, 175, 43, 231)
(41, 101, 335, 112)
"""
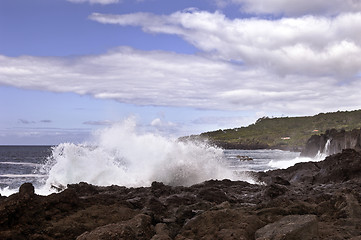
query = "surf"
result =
(35, 119, 254, 194)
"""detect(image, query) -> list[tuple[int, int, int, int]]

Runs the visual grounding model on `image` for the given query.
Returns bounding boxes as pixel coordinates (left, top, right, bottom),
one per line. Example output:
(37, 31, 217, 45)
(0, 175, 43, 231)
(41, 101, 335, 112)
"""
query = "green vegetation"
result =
(199, 110, 361, 150)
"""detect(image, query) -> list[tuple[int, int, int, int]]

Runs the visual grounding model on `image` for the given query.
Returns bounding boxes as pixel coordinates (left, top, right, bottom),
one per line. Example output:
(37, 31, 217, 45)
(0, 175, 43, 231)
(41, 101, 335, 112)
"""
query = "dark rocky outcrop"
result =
(2, 149, 361, 239)
(255, 215, 319, 240)
(301, 128, 361, 157)
(76, 214, 155, 240)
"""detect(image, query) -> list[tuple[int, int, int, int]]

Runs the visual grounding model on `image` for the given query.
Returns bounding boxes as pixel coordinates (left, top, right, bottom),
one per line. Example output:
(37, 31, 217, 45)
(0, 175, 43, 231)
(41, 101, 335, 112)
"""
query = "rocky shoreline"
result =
(1, 149, 361, 239)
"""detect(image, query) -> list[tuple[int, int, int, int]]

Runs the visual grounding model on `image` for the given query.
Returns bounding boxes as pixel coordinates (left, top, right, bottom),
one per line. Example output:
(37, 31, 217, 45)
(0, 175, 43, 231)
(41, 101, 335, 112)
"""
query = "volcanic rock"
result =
(1, 149, 361, 239)
(76, 214, 154, 240)
(175, 208, 263, 240)
(255, 214, 318, 240)
(19, 182, 35, 199)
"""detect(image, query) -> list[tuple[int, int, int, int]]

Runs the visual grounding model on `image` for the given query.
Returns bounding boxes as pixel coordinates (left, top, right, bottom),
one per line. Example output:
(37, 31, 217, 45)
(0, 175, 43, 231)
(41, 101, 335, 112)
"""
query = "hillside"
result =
(197, 110, 361, 151)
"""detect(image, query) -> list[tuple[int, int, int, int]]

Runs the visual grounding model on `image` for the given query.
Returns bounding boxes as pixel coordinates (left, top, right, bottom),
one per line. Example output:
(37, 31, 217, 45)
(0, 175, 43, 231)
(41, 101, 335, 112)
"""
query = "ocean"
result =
(0, 123, 328, 196)
(0, 145, 322, 196)
(0, 146, 51, 190)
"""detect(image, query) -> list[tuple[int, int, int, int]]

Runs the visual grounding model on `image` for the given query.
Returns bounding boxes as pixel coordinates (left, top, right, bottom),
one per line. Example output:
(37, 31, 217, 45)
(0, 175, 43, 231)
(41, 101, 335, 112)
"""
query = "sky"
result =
(1, 0, 361, 145)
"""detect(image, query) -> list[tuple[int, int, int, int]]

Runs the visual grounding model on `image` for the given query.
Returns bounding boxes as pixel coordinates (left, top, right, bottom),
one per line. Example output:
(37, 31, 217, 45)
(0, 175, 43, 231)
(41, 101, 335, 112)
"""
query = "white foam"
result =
(268, 156, 318, 169)
(0, 162, 42, 167)
(0, 185, 56, 197)
(0, 187, 17, 196)
(39, 119, 254, 192)
(0, 174, 45, 178)
(268, 139, 331, 169)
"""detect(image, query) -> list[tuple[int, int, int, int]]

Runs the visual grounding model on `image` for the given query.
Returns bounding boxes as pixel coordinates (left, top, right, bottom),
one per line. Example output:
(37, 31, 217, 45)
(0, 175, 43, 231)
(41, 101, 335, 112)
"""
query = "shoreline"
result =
(1, 149, 361, 239)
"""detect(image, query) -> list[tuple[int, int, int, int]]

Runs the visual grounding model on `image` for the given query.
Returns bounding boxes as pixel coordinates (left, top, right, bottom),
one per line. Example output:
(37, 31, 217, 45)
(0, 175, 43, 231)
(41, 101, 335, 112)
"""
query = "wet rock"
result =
(2, 149, 361, 239)
(150, 223, 172, 240)
(19, 182, 35, 199)
(151, 181, 172, 197)
(211, 201, 231, 210)
(146, 197, 167, 221)
(334, 193, 361, 220)
(272, 176, 291, 186)
(262, 149, 361, 185)
(151, 234, 172, 240)
(198, 187, 230, 204)
(176, 209, 263, 240)
(350, 237, 361, 240)
(255, 214, 318, 240)
(67, 182, 99, 196)
(76, 222, 136, 240)
(237, 155, 254, 161)
(264, 184, 288, 199)
(76, 214, 154, 240)
(314, 149, 361, 184)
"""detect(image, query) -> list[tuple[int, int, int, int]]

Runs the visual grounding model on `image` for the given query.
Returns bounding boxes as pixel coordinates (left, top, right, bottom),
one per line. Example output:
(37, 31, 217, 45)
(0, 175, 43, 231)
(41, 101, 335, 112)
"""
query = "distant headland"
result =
(182, 109, 361, 152)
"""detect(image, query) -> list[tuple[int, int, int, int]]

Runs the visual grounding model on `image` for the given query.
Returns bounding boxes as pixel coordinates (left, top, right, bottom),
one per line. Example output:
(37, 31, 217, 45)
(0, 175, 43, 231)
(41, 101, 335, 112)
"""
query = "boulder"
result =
(264, 184, 288, 199)
(76, 214, 154, 240)
(19, 182, 35, 199)
(176, 209, 263, 240)
(150, 223, 172, 240)
(255, 215, 318, 240)
(261, 149, 361, 185)
(313, 149, 361, 183)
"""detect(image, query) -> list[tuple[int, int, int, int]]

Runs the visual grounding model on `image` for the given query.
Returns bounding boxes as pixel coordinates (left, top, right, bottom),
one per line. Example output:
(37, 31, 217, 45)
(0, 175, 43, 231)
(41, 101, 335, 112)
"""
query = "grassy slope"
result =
(199, 110, 361, 150)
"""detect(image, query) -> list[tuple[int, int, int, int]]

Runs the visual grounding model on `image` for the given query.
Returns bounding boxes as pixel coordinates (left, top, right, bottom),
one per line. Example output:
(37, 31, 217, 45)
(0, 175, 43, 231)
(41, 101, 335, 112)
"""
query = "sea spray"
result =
(41, 120, 254, 191)
(268, 156, 315, 169)
(267, 139, 332, 169)
(314, 139, 331, 160)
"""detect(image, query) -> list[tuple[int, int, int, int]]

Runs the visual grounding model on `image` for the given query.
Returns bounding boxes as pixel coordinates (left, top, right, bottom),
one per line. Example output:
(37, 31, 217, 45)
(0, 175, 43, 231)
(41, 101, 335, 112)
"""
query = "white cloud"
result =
(214, 0, 361, 16)
(150, 118, 178, 135)
(151, 118, 176, 128)
(2, 10, 361, 118)
(192, 116, 257, 129)
(150, 118, 162, 127)
(67, 0, 120, 4)
(90, 11, 361, 78)
(1, 46, 361, 116)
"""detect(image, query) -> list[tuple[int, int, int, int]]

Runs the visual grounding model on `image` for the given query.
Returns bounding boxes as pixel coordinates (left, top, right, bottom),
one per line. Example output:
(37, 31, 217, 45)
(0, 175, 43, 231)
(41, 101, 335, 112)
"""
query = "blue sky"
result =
(1, 0, 361, 144)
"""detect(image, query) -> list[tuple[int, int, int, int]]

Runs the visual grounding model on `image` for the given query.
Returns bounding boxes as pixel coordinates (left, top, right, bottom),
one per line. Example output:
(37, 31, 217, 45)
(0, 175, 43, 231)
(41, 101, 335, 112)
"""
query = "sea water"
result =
(0, 120, 328, 196)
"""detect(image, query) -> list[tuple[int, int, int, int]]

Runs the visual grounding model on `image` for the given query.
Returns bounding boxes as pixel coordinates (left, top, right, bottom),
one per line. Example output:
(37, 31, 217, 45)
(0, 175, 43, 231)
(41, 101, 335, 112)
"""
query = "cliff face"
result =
(301, 128, 361, 157)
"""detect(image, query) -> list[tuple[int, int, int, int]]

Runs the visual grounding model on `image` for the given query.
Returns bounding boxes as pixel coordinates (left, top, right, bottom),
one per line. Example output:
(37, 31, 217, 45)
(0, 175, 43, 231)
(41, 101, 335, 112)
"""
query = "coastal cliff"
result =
(301, 128, 361, 157)
(195, 109, 361, 151)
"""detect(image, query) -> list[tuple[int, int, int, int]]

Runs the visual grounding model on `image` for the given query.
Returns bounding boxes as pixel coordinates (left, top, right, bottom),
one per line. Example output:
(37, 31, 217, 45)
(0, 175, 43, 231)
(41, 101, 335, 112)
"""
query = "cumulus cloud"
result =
(90, 11, 361, 78)
(192, 116, 253, 127)
(150, 118, 178, 135)
(151, 118, 176, 128)
(67, 0, 120, 4)
(2, 10, 361, 118)
(214, 0, 361, 16)
(0, 48, 257, 110)
(1, 46, 361, 116)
